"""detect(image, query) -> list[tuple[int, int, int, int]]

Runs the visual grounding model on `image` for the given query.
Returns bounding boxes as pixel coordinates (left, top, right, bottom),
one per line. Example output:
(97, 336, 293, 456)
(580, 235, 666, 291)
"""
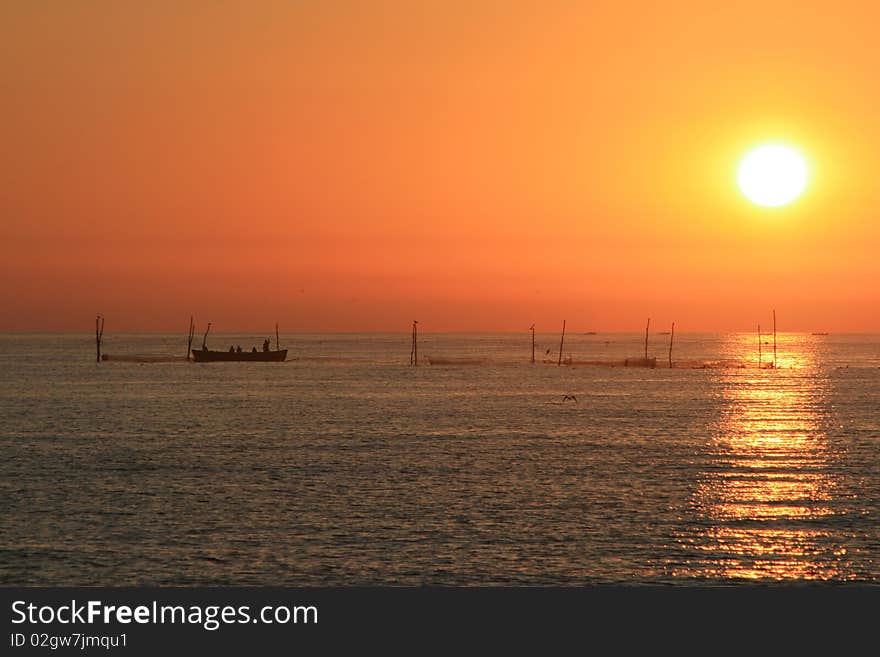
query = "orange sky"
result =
(3, 1, 880, 332)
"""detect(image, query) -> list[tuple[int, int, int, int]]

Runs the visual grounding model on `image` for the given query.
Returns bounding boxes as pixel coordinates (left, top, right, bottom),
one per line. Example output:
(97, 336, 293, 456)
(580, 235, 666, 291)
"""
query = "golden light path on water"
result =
(676, 333, 852, 581)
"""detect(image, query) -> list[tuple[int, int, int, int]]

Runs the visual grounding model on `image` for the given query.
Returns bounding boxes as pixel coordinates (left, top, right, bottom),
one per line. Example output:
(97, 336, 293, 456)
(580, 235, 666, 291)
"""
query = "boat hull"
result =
(192, 349, 287, 362)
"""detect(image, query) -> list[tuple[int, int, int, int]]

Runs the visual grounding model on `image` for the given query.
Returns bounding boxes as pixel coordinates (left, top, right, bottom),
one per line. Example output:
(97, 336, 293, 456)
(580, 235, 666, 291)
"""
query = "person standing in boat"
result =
(263, 338, 270, 352)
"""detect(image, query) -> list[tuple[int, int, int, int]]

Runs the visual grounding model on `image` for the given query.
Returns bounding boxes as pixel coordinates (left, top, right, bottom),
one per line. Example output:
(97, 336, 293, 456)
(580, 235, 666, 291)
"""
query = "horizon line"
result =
(0, 329, 870, 336)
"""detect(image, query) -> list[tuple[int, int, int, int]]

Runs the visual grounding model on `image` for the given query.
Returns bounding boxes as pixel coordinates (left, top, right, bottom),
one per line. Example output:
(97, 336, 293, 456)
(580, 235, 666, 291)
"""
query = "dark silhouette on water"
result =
(773, 308, 778, 369)
(193, 346, 286, 362)
(621, 318, 657, 367)
(192, 324, 287, 362)
(95, 314, 104, 363)
(530, 324, 535, 364)
(185, 316, 196, 361)
(410, 320, 419, 366)
(758, 323, 762, 369)
(201, 322, 212, 350)
(547, 394, 578, 405)
(557, 320, 566, 366)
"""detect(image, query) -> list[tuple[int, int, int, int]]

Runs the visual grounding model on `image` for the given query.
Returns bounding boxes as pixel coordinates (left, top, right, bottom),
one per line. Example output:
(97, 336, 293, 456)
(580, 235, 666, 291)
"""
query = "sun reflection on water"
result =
(675, 333, 854, 581)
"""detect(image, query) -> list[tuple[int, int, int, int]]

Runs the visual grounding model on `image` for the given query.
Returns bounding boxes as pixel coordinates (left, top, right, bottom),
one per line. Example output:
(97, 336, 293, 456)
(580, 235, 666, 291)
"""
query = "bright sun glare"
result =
(737, 145, 808, 207)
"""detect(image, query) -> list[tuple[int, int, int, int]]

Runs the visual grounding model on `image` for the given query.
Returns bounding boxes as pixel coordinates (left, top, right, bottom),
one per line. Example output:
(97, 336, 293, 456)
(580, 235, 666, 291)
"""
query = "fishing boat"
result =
(190, 322, 287, 362)
(191, 347, 287, 362)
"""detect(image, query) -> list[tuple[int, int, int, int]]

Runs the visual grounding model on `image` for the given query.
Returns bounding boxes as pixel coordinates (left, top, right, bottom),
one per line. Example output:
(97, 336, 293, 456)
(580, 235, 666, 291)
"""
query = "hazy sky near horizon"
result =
(3, 1, 880, 332)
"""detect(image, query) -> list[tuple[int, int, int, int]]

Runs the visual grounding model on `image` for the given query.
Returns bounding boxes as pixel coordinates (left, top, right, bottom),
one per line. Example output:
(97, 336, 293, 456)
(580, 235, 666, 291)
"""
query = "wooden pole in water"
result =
(757, 324, 762, 369)
(668, 322, 675, 368)
(186, 316, 195, 360)
(275, 322, 280, 351)
(530, 324, 535, 364)
(95, 314, 104, 363)
(644, 318, 650, 359)
(773, 309, 777, 369)
(557, 320, 566, 366)
(410, 320, 418, 366)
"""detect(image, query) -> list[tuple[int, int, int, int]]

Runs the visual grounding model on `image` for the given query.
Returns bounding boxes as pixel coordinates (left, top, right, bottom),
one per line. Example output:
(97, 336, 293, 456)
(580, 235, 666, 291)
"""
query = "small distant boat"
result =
(192, 347, 287, 363)
(624, 357, 657, 368)
(191, 322, 287, 362)
(102, 354, 187, 363)
(812, 332, 829, 336)
(426, 357, 486, 366)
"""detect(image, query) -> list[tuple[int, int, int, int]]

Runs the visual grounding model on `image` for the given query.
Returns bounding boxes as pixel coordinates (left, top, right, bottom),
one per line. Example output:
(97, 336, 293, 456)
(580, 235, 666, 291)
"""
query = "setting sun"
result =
(3, 1, 880, 334)
(737, 145, 809, 208)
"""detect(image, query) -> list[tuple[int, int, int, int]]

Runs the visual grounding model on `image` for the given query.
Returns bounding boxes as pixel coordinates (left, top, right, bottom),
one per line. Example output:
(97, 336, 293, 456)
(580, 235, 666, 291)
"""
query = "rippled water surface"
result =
(1, 332, 877, 584)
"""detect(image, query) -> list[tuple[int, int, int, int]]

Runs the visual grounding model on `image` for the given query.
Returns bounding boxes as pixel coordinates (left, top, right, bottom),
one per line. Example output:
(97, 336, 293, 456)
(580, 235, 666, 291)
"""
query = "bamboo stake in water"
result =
(644, 318, 650, 359)
(95, 315, 104, 363)
(530, 324, 535, 364)
(668, 322, 675, 368)
(557, 320, 566, 366)
(757, 324, 762, 369)
(773, 309, 777, 369)
(410, 320, 418, 366)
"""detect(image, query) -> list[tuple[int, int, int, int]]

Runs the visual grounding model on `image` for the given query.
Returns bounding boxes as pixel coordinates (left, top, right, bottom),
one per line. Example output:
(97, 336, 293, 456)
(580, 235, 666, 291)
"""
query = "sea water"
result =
(1, 332, 877, 584)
